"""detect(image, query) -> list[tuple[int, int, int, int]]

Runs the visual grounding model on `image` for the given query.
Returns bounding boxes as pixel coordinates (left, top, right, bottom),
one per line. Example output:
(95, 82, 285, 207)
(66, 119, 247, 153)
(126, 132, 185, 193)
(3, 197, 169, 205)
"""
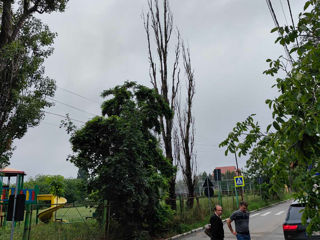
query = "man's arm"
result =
(210, 215, 217, 235)
(210, 215, 217, 227)
(226, 218, 237, 236)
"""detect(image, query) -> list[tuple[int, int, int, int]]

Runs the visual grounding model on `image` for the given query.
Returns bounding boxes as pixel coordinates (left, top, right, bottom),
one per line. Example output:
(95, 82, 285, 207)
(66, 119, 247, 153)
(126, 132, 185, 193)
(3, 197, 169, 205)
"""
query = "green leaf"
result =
(266, 124, 272, 132)
(304, 1, 311, 10)
(273, 121, 280, 130)
(276, 117, 284, 123)
(298, 130, 304, 140)
(271, 27, 278, 33)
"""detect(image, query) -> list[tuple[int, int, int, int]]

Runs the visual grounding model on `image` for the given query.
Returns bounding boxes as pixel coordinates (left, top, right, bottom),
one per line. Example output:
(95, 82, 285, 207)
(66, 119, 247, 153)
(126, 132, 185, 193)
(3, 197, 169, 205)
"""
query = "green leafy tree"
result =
(220, 1, 320, 234)
(24, 175, 86, 203)
(68, 82, 174, 238)
(24, 175, 52, 194)
(0, 0, 68, 166)
(48, 175, 65, 198)
(64, 178, 86, 203)
(48, 175, 65, 220)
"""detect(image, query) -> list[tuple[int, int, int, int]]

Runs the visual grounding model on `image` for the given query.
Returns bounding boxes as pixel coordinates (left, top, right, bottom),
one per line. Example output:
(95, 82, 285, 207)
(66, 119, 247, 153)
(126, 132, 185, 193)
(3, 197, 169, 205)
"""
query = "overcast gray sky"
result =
(9, 0, 304, 179)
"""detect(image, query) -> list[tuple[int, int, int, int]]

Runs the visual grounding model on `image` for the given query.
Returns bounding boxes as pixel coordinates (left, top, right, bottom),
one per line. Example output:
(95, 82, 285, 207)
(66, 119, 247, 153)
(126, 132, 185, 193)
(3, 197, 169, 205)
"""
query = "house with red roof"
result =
(214, 166, 236, 174)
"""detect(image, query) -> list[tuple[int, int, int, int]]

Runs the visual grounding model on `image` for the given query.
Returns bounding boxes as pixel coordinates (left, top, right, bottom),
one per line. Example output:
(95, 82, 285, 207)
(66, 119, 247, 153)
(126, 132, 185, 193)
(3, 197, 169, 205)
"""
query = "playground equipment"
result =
(0, 167, 69, 239)
(0, 167, 38, 240)
(37, 194, 67, 223)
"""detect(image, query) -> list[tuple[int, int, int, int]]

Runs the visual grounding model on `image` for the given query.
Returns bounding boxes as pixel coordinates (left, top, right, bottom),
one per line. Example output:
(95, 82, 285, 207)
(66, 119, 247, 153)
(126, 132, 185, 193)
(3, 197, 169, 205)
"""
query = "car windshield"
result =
(288, 206, 304, 221)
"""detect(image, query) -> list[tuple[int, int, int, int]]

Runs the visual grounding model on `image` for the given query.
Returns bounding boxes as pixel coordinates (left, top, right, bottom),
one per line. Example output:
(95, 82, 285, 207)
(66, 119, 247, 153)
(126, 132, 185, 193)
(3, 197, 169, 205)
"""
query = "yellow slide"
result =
(37, 194, 67, 223)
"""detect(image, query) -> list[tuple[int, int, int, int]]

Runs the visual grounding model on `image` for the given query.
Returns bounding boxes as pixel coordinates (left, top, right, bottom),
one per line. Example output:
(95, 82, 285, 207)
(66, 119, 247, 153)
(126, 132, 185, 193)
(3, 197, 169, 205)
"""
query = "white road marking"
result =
(275, 210, 284, 215)
(250, 213, 261, 217)
(261, 211, 271, 216)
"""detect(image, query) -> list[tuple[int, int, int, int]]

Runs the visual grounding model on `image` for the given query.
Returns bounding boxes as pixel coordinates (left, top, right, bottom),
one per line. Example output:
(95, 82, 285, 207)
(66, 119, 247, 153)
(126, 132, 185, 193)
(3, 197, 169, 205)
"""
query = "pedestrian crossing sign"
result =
(234, 176, 245, 187)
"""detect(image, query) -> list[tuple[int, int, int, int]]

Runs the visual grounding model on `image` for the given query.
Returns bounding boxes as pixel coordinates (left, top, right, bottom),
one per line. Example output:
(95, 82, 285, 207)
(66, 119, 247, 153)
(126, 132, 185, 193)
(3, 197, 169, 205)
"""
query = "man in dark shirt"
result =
(210, 205, 224, 240)
(227, 201, 250, 240)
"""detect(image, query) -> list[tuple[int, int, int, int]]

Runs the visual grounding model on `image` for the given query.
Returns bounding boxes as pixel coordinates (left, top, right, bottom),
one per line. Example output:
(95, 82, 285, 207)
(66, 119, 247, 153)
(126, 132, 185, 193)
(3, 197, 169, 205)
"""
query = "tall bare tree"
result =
(174, 43, 197, 209)
(143, 0, 180, 209)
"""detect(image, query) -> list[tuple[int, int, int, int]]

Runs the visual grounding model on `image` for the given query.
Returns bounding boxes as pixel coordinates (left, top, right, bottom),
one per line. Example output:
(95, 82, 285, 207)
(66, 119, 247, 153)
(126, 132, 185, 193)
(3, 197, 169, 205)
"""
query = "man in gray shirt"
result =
(226, 201, 250, 240)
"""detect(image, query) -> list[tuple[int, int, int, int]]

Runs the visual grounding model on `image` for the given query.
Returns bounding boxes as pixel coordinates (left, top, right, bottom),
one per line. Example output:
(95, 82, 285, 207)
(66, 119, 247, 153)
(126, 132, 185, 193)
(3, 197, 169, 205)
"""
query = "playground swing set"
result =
(0, 167, 67, 240)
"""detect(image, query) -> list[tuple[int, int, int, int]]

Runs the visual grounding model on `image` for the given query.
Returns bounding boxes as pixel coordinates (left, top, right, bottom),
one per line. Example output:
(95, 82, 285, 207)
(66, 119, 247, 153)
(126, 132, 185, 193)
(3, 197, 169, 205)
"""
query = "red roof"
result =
(214, 166, 236, 174)
(0, 167, 26, 176)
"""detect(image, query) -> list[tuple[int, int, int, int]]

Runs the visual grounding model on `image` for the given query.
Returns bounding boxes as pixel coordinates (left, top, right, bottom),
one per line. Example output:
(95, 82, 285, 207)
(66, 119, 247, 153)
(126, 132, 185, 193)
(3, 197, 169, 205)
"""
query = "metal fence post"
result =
(35, 204, 39, 225)
(22, 204, 31, 240)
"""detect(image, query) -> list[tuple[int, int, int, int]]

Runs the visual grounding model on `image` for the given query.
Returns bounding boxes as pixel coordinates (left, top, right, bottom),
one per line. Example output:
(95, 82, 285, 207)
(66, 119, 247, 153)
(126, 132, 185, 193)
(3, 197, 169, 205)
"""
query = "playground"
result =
(0, 168, 102, 240)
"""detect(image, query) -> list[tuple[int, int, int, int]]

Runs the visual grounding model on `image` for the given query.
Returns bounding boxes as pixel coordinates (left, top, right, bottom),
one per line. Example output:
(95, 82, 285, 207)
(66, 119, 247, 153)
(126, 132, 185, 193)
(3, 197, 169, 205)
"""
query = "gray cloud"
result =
(10, 0, 305, 179)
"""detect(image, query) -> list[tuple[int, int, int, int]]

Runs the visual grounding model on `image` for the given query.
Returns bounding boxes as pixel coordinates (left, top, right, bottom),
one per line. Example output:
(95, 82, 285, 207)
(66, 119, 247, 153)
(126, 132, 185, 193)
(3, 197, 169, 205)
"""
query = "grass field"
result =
(0, 203, 99, 240)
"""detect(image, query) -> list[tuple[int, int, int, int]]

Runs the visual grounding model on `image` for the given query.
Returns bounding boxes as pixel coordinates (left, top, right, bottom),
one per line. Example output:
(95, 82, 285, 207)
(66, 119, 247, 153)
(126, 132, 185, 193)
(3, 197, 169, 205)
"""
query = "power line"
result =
(266, 0, 293, 65)
(48, 97, 99, 116)
(43, 111, 86, 124)
(42, 121, 61, 128)
(286, 0, 300, 48)
(286, 0, 295, 29)
(56, 86, 100, 104)
(279, 0, 289, 25)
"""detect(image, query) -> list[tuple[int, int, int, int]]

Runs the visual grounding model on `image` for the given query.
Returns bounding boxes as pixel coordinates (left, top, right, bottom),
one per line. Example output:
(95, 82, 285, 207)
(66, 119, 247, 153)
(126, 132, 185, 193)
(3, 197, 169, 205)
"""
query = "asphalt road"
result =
(178, 201, 291, 240)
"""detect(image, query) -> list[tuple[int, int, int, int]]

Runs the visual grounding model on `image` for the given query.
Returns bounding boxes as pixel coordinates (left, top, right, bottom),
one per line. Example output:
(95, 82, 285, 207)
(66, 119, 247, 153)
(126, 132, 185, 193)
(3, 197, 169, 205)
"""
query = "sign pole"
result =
(234, 176, 245, 208)
(234, 153, 244, 201)
(207, 180, 211, 214)
(234, 184, 239, 208)
(218, 181, 222, 206)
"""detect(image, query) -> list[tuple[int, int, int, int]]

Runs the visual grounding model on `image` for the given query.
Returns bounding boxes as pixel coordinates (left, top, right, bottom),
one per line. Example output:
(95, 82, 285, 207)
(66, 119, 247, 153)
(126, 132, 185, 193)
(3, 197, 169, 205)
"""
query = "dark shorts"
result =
(236, 233, 251, 240)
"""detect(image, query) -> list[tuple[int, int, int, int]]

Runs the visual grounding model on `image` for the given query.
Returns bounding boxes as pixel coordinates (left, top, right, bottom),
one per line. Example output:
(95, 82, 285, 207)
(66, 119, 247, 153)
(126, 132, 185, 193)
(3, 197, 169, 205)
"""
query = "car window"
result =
(288, 206, 304, 220)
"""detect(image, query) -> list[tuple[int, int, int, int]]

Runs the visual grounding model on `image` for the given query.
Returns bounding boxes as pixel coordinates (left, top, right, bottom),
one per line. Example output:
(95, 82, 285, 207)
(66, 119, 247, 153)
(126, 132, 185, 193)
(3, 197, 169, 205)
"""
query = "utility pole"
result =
(234, 153, 244, 201)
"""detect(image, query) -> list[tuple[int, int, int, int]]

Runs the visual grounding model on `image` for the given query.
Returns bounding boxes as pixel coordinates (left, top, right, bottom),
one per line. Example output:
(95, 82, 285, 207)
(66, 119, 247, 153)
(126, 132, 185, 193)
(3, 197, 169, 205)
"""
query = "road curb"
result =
(165, 199, 291, 240)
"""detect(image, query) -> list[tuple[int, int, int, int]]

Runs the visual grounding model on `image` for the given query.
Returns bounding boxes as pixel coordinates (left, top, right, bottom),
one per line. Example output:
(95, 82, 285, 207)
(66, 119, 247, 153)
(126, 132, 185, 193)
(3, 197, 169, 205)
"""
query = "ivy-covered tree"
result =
(220, 1, 320, 234)
(0, 0, 68, 166)
(68, 82, 174, 238)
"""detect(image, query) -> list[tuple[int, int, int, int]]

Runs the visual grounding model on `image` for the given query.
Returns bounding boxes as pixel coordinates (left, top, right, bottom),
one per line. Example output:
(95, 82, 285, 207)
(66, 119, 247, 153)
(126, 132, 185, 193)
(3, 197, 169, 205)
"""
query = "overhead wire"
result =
(286, 0, 295, 29)
(266, 0, 293, 65)
(279, 0, 289, 26)
(43, 111, 86, 124)
(47, 97, 99, 116)
(42, 86, 103, 127)
(42, 121, 62, 128)
(286, 0, 300, 48)
(56, 86, 100, 104)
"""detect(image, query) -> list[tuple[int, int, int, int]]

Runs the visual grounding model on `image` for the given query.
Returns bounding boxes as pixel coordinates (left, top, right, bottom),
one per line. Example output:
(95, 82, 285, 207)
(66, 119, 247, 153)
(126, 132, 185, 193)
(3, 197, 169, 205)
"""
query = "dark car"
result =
(283, 201, 320, 240)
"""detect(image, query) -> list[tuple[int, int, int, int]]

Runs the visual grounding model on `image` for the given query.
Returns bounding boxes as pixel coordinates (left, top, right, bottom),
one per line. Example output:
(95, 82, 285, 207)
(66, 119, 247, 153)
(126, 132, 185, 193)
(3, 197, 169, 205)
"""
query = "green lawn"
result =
(0, 204, 99, 240)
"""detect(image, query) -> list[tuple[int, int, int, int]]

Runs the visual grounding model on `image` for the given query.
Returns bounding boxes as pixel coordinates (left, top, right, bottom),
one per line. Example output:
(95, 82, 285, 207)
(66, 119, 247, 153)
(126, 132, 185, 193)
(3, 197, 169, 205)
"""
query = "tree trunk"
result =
(0, 0, 13, 48)
(186, 181, 194, 209)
